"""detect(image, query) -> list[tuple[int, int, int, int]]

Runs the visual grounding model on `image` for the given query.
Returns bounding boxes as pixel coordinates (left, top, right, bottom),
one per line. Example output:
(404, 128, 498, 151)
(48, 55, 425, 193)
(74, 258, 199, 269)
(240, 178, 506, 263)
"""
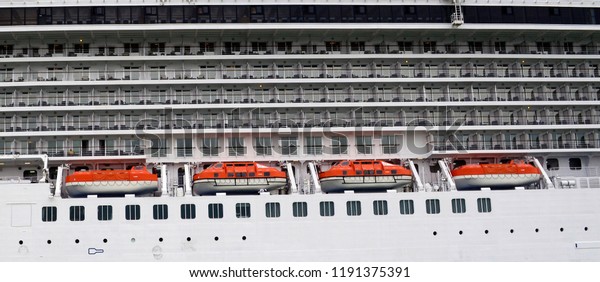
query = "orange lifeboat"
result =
(192, 162, 287, 195)
(451, 160, 542, 190)
(318, 160, 413, 193)
(64, 166, 159, 197)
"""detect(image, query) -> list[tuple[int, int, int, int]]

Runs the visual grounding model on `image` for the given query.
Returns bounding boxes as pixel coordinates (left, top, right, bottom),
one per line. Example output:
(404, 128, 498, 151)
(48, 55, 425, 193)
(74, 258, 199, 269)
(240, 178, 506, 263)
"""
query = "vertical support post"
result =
(184, 164, 192, 196)
(161, 164, 168, 196)
(308, 162, 321, 193)
(286, 163, 298, 193)
(54, 166, 64, 198)
(408, 160, 424, 191)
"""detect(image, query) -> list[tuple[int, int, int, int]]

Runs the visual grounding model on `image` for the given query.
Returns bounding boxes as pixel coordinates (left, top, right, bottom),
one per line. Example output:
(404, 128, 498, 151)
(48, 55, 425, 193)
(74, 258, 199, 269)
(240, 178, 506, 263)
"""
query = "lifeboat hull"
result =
(64, 181, 159, 197)
(453, 174, 541, 190)
(320, 175, 413, 193)
(192, 177, 287, 195)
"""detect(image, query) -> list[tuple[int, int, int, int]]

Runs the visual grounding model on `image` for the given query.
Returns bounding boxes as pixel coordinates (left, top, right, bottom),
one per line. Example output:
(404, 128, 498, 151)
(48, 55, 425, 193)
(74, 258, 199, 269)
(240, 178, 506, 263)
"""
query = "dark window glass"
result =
(69, 206, 85, 221)
(569, 158, 582, 170)
(477, 198, 492, 213)
(373, 200, 388, 215)
(293, 202, 308, 217)
(180, 204, 196, 219)
(236, 203, 251, 218)
(399, 200, 414, 215)
(42, 206, 57, 222)
(320, 201, 335, 216)
(125, 205, 140, 220)
(153, 204, 168, 220)
(547, 158, 559, 170)
(208, 203, 223, 219)
(451, 199, 466, 214)
(346, 201, 362, 216)
(97, 205, 113, 221)
(265, 202, 281, 218)
(425, 199, 440, 214)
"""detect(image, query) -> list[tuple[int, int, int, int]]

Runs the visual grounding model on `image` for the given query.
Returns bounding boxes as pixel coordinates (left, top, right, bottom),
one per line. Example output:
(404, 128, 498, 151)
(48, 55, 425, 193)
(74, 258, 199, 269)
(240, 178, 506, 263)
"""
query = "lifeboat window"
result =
(453, 160, 466, 168)
(341, 162, 349, 166)
(208, 203, 224, 219)
(364, 170, 374, 175)
(125, 205, 141, 220)
(236, 203, 251, 218)
(69, 206, 85, 222)
(399, 200, 414, 215)
(342, 171, 347, 175)
(214, 173, 219, 178)
(214, 163, 223, 168)
(249, 172, 255, 177)
(41, 206, 57, 222)
(346, 201, 362, 216)
(97, 205, 113, 221)
(153, 204, 169, 220)
(265, 202, 281, 218)
(320, 201, 335, 217)
(353, 162, 359, 165)
(376, 170, 383, 174)
(391, 170, 397, 174)
(356, 170, 362, 175)
(227, 173, 234, 177)
(227, 164, 233, 167)
(264, 172, 270, 177)
(373, 200, 388, 216)
(451, 199, 466, 214)
(546, 158, 559, 170)
(477, 198, 492, 213)
(180, 204, 196, 220)
(292, 202, 308, 217)
(425, 199, 440, 214)
(569, 158, 582, 170)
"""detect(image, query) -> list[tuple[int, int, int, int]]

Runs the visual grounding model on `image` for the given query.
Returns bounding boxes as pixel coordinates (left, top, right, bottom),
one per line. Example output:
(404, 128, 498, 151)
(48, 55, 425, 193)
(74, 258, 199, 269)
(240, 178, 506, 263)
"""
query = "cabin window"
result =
(477, 198, 492, 213)
(331, 136, 348, 154)
(305, 136, 323, 155)
(236, 203, 251, 218)
(180, 204, 196, 219)
(451, 199, 466, 214)
(293, 202, 308, 217)
(569, 158, 582, 170)
(399, 200, 414, 215)
(280, 137, 298, 156)
(356, 136, 373, 154)
(254, 137, 272, 156)
(228, 137, 245, 156)
(97, 205, 113, 221)
(265, 202, 281, 218)
(69, 206, 85, 222)
(373, 200, 388, 215)
(320, 201, 335, 217)
(125, 205, 140, 220)
(346, 201, 362, 216)
(153, 204, 168, 220)
(41, 206, 57, 222)
(208, 203, 223, 219)
(382, 135, 399, 154)
(425, 199, 440, 214)
(546, 158, 559, 170)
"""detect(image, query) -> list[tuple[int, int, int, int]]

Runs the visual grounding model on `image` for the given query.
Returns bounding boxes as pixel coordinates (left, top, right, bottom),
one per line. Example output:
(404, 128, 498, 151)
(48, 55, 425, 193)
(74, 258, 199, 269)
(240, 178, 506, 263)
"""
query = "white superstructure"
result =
(0, 0, 599, 261)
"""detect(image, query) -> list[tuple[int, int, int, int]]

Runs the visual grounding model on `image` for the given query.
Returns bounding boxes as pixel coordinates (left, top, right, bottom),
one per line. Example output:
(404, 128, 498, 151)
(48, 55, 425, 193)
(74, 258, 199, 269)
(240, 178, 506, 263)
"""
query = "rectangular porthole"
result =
(399, 200, 414, 215)
(69, 206, 85, 222)
(125, 205, 140, 220)
(236, 203, 251, 218)
(373, 200, 388, 215)
(292, 202, 308, 217)
(425, 199, 440, 214)
(153, 204, 168, 220)
(346, 201, 361, 216)
(320, 201, 335, 217)
(41, 206, 57, 222)
(451, 198, 466, 214)
(477, 198, 492, 213)
(265, 202, 281, 218)
(97, 205, 113, 221)
(180, 204, 196, 219)
(208, 203, 223, 219)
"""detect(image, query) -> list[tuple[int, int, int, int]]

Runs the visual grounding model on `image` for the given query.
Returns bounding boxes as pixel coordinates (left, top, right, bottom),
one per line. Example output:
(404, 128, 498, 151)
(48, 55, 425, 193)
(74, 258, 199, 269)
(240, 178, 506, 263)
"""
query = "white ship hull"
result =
(320, 176, 413, 193)
(65, 181, 159, 197)
(2, 183, 600, 261)
(192, 178, 287, 195)
(453, 174, 542, 190)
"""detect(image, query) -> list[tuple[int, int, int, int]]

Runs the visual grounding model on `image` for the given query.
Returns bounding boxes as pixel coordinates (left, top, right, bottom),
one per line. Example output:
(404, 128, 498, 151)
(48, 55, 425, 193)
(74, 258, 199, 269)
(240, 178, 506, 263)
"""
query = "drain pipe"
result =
(407, 160, 424, 192)
(530, 157, 555, 189)
(308, 162, 322, 193)
(438, 159, 457, 191)
(286, 163, 298, 193)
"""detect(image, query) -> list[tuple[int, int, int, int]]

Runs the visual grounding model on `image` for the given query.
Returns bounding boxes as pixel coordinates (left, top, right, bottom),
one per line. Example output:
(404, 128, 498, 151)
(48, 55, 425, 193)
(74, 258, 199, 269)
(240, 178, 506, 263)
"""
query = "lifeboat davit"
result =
(451, 160, 542, 190)
(192, 162, 287, 195)
(318, 160, 413, 193)
(64, 166, 159, 197)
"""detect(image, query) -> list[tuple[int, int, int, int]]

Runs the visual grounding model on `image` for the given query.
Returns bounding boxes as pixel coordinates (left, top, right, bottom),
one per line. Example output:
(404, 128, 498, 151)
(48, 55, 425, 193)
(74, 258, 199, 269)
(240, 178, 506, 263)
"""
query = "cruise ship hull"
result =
(192, 178, 287, 195)
(453, 174, 542, 190)
(320, 176, 413, 193)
